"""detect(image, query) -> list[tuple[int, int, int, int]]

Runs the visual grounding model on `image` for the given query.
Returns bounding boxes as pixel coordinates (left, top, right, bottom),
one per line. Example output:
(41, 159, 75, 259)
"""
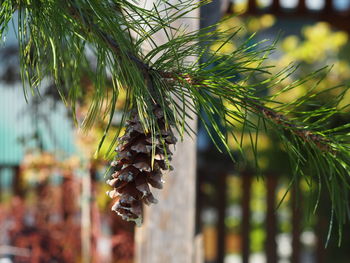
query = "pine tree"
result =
(1, 0, 350, 238)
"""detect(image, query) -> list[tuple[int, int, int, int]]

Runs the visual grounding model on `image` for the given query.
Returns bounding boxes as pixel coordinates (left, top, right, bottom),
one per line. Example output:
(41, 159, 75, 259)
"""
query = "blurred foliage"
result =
(21, 151, 80, 184)
(74, 77, 128, 160)
(213, 15, 350, 174)
(211, 13, 350, 249)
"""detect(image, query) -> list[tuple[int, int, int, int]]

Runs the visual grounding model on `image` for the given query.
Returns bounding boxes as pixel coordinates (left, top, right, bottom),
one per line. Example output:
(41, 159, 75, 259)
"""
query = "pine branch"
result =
(160, 71, 335, 154)
(67, 1, 151, 72)
(1, 0, 350, 236)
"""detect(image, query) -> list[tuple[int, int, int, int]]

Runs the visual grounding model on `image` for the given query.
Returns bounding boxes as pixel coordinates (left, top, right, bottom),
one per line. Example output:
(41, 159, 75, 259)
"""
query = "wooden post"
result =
(217, 173, 228, 263)
(90, 166, 102, 263)
(291, 185, 301, 263)
(323, 0, 333, 15)
(298, 0, 306, 13)
(271, 0, 280, 13)
(81, 166, 92, 263)
(134, 4, 198, 261)
(324, 0, 333, 11)
(135, 118, 198, 263)
(13, 166, 23, 197)
(265, 175, 278, 263)
(248, 0, 257, 13)
(241, 172, 251, 263)
(316, 216, 326, 263)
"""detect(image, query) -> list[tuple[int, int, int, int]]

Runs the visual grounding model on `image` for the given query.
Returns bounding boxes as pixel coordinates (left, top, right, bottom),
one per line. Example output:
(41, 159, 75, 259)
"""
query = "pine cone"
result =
(107, 105, 177, 224)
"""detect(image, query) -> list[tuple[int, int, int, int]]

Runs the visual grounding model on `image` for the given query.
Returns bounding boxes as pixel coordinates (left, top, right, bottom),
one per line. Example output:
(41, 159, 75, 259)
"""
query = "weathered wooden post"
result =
(135, 1, 229, 262)
(134, 1, 199, 263)
(135, 125, 198, 263)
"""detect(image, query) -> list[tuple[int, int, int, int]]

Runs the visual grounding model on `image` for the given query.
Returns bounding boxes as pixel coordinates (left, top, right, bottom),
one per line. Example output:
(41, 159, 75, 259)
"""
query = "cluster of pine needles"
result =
(1, 0, 350, 242)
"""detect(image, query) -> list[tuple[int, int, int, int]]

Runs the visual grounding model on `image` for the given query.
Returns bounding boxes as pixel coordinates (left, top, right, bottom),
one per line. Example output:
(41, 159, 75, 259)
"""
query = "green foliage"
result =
(1, 0, 350, 240)
(218, 17, 350, 242)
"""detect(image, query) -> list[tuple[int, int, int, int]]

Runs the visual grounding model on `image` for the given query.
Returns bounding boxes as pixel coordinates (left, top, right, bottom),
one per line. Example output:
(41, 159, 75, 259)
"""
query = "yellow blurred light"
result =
(281, 35, 299, 52)
(210, 42, 236, 54)
(276, 85, 307, 104)
(303, 22, 331, 41)
(260, 14, 276, 28)
(247, 17, 261, 32)
(277, 186, 290, 202)
(333, 61, 350, 78)
(233, 2, 248, 13)
(338, 89, 350, 112)
(218, 17, 243, 33)
(257, 156, 269, 170)
(228, 132, 272, 155)
(332, 31, 348, 48)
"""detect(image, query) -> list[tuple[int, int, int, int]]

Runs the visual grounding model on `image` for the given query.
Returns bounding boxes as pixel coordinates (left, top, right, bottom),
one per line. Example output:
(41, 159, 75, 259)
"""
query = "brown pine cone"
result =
(107, 105, 176, 224)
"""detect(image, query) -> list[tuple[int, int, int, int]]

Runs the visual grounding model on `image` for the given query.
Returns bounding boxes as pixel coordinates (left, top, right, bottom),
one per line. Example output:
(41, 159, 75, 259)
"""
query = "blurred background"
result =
(1, 0, 350, 262)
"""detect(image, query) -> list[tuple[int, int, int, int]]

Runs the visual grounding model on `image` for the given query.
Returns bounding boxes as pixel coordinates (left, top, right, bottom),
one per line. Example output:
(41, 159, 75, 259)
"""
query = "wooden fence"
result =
(196, 158, 336, 263)
(228, 0, 350, 33)
(193, 2, 350, 262)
